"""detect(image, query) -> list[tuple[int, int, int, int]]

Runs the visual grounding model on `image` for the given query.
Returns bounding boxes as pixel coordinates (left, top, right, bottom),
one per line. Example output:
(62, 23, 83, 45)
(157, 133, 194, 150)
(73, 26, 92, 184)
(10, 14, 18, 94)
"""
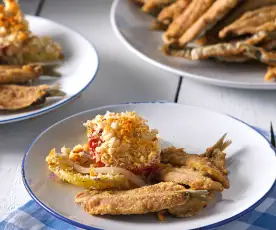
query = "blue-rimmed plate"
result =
(22, 103, 276, 230)
(0, 15, 99, 124)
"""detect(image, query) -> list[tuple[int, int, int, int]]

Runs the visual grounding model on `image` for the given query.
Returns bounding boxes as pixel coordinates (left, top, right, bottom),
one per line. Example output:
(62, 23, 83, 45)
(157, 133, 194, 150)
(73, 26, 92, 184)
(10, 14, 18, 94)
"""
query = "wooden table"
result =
(1, 0, 276, 217)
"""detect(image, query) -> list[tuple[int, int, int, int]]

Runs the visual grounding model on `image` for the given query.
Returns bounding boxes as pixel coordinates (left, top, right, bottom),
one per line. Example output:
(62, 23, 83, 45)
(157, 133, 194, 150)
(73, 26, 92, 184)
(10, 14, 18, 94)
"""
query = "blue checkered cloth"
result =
(0, 128, 275, 230)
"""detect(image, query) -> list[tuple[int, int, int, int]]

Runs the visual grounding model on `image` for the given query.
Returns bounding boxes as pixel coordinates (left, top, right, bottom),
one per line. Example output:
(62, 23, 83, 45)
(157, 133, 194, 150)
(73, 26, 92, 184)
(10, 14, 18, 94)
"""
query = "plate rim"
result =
(0, 15, 99, 125)
(110, 0, 276, 90)
(21, 102, 276, 230)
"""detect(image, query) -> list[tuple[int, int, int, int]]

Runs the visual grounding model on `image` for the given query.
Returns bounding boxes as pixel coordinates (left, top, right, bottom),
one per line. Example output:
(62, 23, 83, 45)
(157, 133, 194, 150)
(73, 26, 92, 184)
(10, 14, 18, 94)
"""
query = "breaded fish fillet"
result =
(75, 182, 208, 215)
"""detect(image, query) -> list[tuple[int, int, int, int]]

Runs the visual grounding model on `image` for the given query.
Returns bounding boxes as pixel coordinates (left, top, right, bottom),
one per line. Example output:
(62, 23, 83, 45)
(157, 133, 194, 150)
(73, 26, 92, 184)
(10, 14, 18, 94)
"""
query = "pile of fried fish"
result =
(0, 0, 64, 111)
(132, 0, 276, 81)
(75, 134, 231, 219)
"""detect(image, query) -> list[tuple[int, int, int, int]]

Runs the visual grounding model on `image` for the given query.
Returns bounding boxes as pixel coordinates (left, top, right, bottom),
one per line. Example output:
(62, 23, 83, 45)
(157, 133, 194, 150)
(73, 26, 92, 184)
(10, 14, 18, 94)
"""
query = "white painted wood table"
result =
(1, 0, 276, 218)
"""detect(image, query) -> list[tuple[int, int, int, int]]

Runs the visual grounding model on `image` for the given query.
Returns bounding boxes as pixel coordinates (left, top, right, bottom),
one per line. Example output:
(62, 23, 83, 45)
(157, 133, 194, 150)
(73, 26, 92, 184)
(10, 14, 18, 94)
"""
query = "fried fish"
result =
(163, 0, 214, 44)
(142, 0, 176, 16)
(156, 164, 224, 191)
(201, 0, 276, 44)
(168, 192, 214, 217)
(202, 133, 231, 175)
(0, 64, 42, 84)
(164, 32, 270, 60)
(264, 66, 276, 81)
(153, 0, 191, 30)
(219, 5, 276, 39)
(0, 84, 64, 110)
(178, 0, 239, 47)
(161, 134, 231, 189)
(75, 182, 208, 215)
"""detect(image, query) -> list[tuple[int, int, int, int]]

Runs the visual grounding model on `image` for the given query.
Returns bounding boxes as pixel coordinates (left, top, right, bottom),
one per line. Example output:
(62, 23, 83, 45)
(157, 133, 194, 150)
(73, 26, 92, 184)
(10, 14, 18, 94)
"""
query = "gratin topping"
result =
(84, 111, 160, 172)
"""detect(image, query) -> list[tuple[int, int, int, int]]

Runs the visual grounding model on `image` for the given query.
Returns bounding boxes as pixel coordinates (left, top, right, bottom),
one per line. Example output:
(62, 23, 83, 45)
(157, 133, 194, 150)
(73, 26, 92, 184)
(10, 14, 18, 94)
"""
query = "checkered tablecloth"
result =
(0, 128, 275, 230)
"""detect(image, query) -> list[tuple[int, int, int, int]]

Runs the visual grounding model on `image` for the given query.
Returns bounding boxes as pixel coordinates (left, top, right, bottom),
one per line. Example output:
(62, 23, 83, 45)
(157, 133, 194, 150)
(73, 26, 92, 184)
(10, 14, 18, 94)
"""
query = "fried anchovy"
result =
(219, 5, 276, 38)
(0, 64, 42, 84)
(178, 0, 240, 47)
(264, 66, 276, 81)
(163, 0, 214, 44)
(142, 0, 176, 16)
(0, 84, 65, 110)
(153, 0, 191, 30)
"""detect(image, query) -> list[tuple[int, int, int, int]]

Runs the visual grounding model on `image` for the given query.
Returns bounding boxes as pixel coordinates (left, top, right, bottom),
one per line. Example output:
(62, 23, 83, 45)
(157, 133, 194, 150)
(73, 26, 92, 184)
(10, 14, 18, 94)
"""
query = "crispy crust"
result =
(157, 164, 224, 191)
(161, 147, 230, 188)
(164, 32, 270, 60)
(75, 182, 207, 215)
(142, 0, 176, 16)
(155, 0, 191, 28)
(0, 64, 42, 84)
(163, 0, 214, 44)
(169, 192, 214, 217)
(219, 5, 276, 38)
(0, 84, 48, 110)
(264, 66, 276, 81)
(178, 0, 239, 46)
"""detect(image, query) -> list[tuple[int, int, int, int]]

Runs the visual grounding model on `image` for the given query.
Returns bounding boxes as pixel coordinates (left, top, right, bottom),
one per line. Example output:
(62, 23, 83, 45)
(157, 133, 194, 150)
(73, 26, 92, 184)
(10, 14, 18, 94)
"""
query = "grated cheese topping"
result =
(84, 111, 160, 172)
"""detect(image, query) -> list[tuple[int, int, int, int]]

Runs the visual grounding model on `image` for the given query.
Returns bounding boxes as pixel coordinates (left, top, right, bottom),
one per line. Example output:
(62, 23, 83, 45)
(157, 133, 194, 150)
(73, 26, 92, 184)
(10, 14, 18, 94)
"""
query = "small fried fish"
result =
(0, 64, 42, 84)
(178, 0, 239, 47)
(169, 192, 214, 217)
(164, 32, 270, 60)
(202, 133, 231, 175)
(142, 0, 176, 16)
(153, 0, 191, 29)
(156, 164, 224, 191)
(0, 84, 64, 110)
(203, 0, 276, 43)
(219, 5, 276, 38)
(163, 0, 214, 44)
(75, 182, 208, 215)
(161, 147, 230, 188)
(264, 66, 276, 81)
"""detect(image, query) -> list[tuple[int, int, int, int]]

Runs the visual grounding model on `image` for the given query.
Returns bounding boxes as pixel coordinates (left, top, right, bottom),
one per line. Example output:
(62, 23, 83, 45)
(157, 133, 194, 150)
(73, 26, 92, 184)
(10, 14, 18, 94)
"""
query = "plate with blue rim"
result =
(22, 102, 276, 230)
(0, 15, 99, 124)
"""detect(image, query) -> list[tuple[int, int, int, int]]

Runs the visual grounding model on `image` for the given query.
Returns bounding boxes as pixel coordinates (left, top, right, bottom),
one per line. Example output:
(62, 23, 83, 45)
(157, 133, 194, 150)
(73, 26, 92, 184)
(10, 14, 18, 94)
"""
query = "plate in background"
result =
(110, 0, 276, 89)
(0, 15, 99, 124)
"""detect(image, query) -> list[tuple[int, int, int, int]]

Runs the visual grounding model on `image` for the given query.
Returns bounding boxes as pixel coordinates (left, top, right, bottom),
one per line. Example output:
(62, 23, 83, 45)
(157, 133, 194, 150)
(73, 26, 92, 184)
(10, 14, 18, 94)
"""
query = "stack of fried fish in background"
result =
(75, 134, 231, 219)
(0, 0, 64, 111)
(132, 0, 276, 81)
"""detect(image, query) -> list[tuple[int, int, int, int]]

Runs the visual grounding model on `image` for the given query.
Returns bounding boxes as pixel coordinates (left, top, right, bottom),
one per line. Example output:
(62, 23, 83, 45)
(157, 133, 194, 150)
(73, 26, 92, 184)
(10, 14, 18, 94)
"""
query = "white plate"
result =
(0, 15, 99, 124)
(110, 0, 276, 89)
(22, 102, 276, 230)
